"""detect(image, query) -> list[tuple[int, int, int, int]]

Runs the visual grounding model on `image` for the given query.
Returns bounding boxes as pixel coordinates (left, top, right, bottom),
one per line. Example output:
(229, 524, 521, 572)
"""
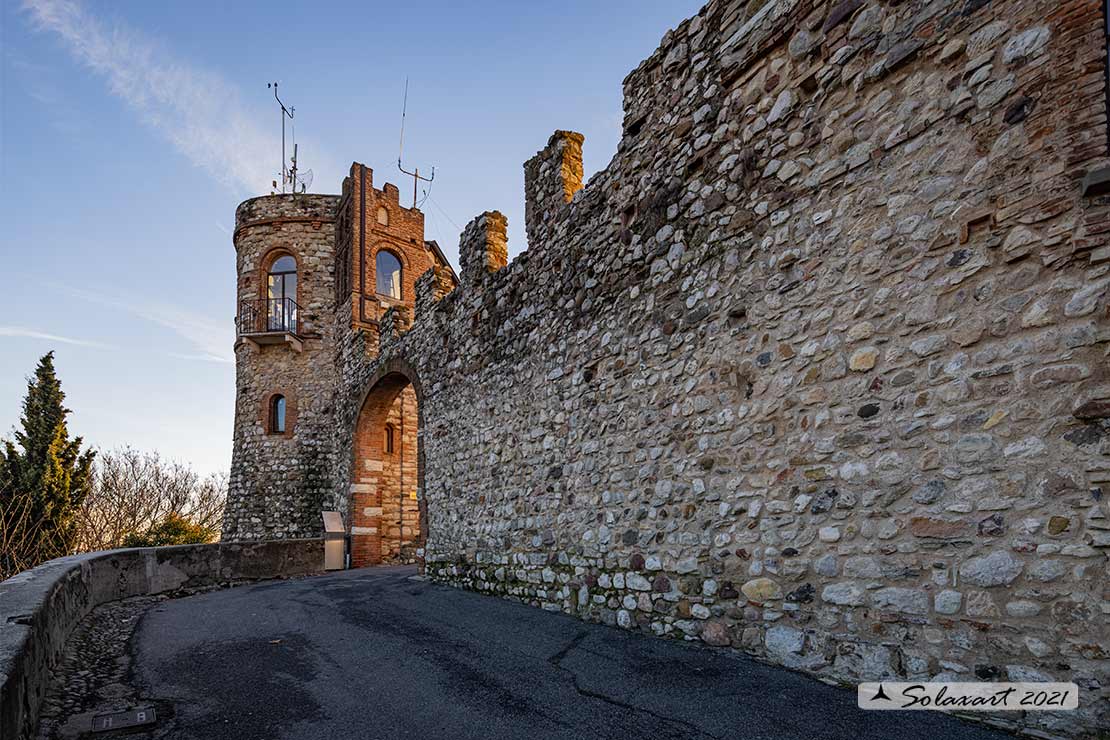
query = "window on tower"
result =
(376, 250, 402, 299)
(266, 254, 298, 332)
(269, 395, 287, 434)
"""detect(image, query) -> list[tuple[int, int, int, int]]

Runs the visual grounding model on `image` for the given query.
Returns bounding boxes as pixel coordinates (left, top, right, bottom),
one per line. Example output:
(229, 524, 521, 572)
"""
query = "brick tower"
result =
(335, 164, 454, 565)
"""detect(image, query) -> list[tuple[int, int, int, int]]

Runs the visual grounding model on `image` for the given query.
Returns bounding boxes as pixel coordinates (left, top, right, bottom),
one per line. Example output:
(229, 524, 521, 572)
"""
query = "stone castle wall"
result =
(337, 0, 1110, 735)
(224, 0, 1110, 734)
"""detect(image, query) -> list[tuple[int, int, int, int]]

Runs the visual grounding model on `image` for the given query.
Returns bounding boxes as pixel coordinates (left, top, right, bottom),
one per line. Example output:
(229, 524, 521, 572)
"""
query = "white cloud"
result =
(143, 307, 233, 364)
(49, 284, 234, 363)
(132, 303, 234, 364)
(0, 327, 113, 349)
(21, 0, 339, 194)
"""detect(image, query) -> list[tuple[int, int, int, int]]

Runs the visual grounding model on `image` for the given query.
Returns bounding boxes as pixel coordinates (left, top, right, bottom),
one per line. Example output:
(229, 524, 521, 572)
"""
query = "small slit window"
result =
(384, 424, 395, 454)
(376, 251, 402, 299)
(270, 395, 286, 434)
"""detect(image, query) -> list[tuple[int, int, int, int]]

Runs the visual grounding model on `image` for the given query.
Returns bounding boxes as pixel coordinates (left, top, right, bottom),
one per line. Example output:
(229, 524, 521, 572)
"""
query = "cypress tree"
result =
(0, 352, 94, 567)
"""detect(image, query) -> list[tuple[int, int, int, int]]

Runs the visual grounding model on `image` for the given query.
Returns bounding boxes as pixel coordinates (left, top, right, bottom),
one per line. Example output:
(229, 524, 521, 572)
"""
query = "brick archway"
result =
(350, 364, 425, 568)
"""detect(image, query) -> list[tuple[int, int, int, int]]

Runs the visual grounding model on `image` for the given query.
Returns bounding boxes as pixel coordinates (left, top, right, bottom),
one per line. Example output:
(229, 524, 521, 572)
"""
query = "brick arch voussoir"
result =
(353, 355, 424, 425)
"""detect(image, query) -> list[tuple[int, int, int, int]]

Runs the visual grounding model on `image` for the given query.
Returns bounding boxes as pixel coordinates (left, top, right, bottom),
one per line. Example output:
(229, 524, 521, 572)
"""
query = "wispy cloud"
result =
(50, 284, 234, 363)
(0, 326, 114, 349)
(165, 352, 235, 364)
(20, 0, 339, 194)
(133, 304, 234, 364)
(5, 53, 84, 137)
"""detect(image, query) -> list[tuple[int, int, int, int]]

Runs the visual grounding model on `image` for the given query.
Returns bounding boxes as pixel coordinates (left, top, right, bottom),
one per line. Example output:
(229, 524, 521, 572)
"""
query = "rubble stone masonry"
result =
(226, 0, 1110, 734)
(224, 194, 340, 540)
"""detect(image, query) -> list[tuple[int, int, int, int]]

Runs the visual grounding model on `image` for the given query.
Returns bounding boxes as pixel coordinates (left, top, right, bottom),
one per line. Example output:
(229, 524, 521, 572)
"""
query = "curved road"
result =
(131, 566, 1014, 740)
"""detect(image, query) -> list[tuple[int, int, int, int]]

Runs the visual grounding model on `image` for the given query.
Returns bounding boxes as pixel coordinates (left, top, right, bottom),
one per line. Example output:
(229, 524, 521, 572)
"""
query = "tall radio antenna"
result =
(397, 78, 434, 209)
(268, 82, 295, 193)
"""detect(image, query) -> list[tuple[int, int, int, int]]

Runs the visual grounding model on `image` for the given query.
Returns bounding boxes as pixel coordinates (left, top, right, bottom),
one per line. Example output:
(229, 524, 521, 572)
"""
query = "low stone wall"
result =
(426, 554, 1104, 738)
(0, 539, 323, 739)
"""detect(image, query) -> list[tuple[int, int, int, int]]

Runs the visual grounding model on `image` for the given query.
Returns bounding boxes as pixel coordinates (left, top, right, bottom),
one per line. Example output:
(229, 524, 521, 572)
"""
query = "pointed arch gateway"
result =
(349, 361, 426, 568)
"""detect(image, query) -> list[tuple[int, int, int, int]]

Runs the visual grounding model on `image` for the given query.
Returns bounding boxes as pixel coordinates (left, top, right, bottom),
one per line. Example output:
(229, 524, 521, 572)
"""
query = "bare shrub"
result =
(0, 470, 46, 579)
(75, 448, 226, 552)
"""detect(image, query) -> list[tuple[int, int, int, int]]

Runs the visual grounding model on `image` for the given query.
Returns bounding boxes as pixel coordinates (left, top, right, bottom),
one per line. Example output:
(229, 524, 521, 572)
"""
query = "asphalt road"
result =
(131, 566, 1013, 740)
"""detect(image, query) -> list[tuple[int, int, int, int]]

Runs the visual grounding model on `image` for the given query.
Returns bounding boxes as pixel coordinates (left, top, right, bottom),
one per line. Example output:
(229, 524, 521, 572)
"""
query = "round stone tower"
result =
(222, 194, 341, 541)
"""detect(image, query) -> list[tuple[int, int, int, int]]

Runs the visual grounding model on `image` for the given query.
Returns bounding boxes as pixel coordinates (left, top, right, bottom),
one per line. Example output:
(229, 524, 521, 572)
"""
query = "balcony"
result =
(236, 297, 303, 352)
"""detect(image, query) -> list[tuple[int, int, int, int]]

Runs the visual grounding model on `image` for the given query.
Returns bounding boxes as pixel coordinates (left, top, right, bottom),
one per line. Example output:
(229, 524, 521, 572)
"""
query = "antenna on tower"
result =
(288, 144, 314, 194)
(397, 77, 434, 209)
(268, 82, 296, 193)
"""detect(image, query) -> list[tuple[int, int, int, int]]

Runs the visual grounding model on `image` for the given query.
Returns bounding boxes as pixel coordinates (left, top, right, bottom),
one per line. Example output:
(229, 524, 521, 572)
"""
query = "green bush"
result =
(122, 512, 216, 548)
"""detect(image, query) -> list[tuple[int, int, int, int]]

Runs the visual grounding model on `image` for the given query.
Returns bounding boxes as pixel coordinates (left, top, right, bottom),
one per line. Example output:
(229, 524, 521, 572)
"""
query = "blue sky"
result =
(0, 0, 702, 475)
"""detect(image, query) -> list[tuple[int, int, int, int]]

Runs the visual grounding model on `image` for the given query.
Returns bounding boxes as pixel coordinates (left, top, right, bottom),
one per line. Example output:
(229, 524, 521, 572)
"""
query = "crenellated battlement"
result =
(378, 304, 411, 348)
(458, 211, 508, 287)
(415, 265, 454, 320)
(228, 2, 1110, 735)
(523, 131, 584, 249)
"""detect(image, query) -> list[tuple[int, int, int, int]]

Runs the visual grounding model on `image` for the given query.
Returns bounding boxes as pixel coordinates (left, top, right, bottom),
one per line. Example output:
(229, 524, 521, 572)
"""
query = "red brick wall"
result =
(336, 164, 432, 566)
(337, 164, 437, 338)
(379, 385, 420, 561)
(350, 374, 420, 567)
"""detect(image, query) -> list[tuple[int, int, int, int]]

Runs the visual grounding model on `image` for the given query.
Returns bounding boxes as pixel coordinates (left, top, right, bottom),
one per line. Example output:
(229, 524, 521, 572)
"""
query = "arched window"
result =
(384, 423, 395, 454)
(376, 251, 402, 299)
(267, 254, 298, 331)
(376, 207, 389, 226)
(270, 395, 287, 434)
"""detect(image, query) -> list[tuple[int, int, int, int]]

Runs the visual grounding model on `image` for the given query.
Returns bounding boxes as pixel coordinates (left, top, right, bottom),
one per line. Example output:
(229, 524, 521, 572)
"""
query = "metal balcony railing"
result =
(237, 297, 300, 336)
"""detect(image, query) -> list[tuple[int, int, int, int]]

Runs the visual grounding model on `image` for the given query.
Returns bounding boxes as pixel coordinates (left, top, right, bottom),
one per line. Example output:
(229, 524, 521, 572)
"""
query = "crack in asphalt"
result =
(71, 569, 1019, 740)
(546, 630, 724, 740)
